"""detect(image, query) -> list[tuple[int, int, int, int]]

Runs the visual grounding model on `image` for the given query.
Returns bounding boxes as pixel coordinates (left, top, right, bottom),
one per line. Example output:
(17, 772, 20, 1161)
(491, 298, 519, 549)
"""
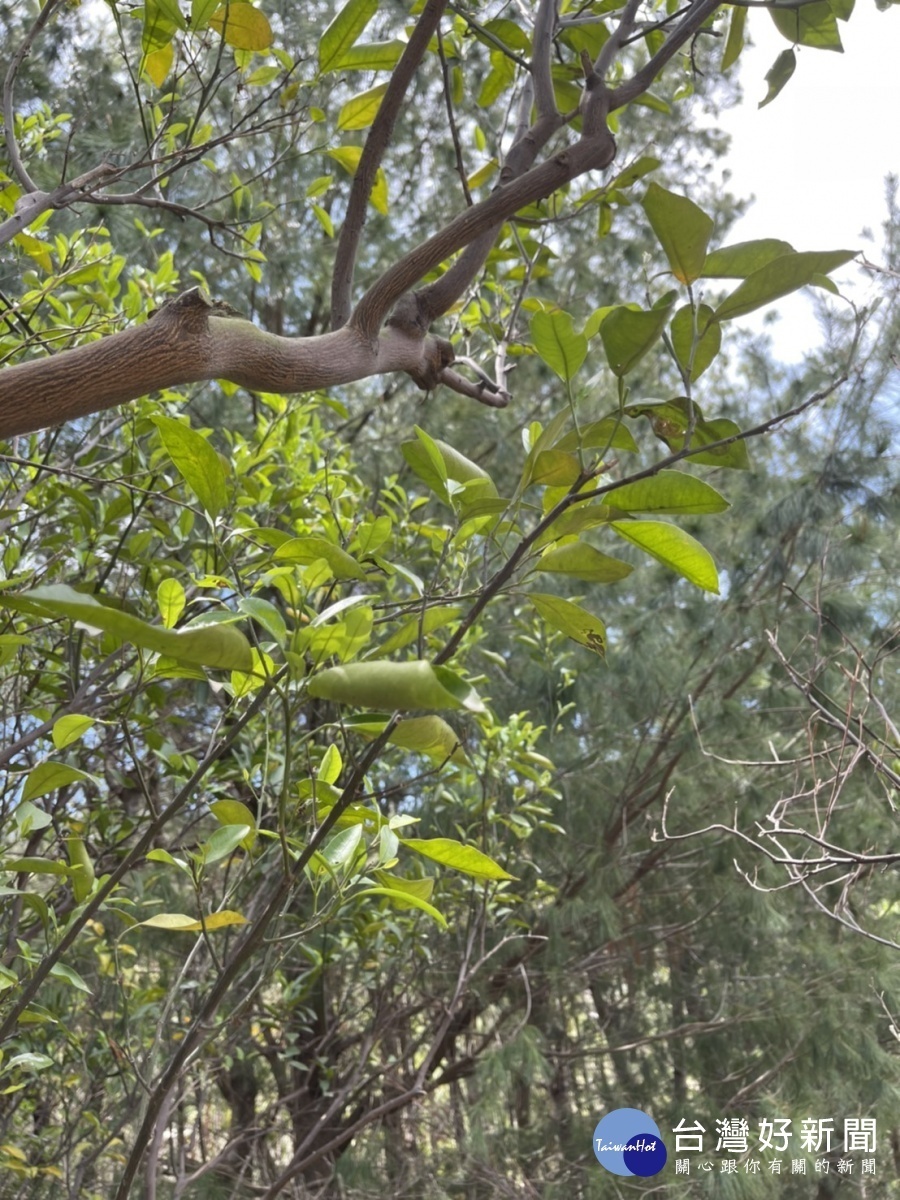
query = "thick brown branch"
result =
(0, 289, 451, 438)
(352, 128, 615, 339)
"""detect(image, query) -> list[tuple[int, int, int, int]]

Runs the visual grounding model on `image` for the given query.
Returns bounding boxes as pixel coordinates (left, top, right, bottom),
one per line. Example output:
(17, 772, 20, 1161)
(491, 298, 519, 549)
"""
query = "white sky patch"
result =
(708, 2, 900, 361)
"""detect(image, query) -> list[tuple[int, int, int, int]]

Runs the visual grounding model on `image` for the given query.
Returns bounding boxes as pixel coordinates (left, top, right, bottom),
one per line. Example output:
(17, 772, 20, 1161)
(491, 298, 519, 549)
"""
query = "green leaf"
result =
(722, 3, 747, 70)
(326, 147, 389, 212)
(555, 418, 639, 455)
(529, 593, 606, 656)
(6, 1053, 54, 1072)
(611, 520, 719, 593)
(758, 48, 798, 108)
(2, 857, 69, 876)
(318, 743, 343, 784)
(152, 416, 228, 518)
(770, 1, 842, 49)
(370, 606, 463, 658)
(143, 43, 174, 88)
(308, 661, 485, 713)
(354, 886, 448, 928)
(51, 715, 95, 750)
(603, 471, 729, 515)
(65, 837, 95, 902)
(400, 837, 515, 881)
(330, 39, 406, 71)
(530, 310, 588, 382)
(157, 578, 186, 629)
(670, 304, 721, 381)
(22, 762, 94, 803)
(642, 183, 714, 284)
(401, 431, 497, 508)
(14, 800, 53, 835)
(337, 83, 388, 131)
(319, 0, 378, 73)
(0, 585, 252, 670)
(321, 825, 363, 870)
(48, 964, 91, 994)
(600, 297, 675, 377)
(210, 799, 257, 838)
(703, 238, 795, 278)
(200, 825, 251, 865)
(388, 716, 467, 765)
(531, 450, 582, 488)
(191, 0, 220, 27)
(713, 250, 857, 322)
(274, 536, 366, 580)
(238, 596, 287, 644)
(536, 542, 633, 583)
(137, 911, 248, 931)
(209, 3, 273, 50)
(141, 0, 181, 51)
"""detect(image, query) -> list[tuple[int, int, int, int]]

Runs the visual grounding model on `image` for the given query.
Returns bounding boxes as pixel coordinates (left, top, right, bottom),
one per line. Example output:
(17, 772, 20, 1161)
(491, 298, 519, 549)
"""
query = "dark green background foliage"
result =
(1, 0, 899, 1196)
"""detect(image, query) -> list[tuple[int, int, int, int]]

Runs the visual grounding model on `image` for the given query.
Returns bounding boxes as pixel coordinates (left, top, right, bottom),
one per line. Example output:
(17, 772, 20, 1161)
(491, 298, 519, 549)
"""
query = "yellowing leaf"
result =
(337, 83, 388, 131)
(209, 3, 273, 51)
(143, 42, 174, 87)
(137, 911, 248, 932)
(157, 578, 186, 629)
(400, 837, 515, 881)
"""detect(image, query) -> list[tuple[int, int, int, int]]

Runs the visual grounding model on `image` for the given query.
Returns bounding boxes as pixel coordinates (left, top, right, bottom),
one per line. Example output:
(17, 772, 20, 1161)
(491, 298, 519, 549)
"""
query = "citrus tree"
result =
(0, 0, 893, 1196)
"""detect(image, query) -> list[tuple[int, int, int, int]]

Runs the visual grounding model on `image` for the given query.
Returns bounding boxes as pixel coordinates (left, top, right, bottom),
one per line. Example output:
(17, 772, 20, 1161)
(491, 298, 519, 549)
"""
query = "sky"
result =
(705, 1, 900, 360)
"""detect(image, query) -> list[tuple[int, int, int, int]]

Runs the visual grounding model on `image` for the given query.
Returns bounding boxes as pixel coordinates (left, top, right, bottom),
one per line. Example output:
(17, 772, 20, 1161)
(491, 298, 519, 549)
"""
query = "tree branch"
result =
(330, 0, 451, 330)
(3, 0, 67, 193)
(609, 0, 722, 110)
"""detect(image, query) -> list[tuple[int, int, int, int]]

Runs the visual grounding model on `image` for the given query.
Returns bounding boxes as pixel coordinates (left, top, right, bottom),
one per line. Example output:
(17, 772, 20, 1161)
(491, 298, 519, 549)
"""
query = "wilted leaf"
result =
(529, 593, 607, 656)
(308, 661, 485, 712)
(759, 48, 798, 108)
(0, 585, 253, 670)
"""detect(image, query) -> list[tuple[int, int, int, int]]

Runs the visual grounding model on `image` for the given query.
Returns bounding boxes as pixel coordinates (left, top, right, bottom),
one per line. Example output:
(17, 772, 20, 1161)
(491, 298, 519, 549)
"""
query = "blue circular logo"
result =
(593, 1108, 668, 1177)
